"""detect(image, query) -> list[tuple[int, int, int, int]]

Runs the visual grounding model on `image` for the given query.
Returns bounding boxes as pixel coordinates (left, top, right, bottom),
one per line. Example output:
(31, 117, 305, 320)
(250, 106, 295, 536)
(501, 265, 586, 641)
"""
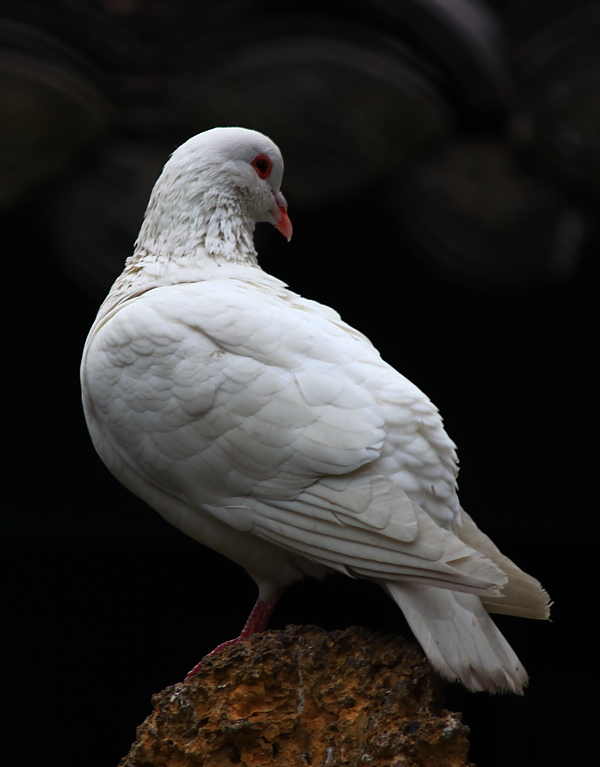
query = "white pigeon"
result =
(81, 127, 550, 693)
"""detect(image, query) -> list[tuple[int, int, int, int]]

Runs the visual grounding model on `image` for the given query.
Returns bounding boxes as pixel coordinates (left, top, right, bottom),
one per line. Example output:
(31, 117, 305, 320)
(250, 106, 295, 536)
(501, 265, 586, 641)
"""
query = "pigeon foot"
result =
(185, 587, 286, 679)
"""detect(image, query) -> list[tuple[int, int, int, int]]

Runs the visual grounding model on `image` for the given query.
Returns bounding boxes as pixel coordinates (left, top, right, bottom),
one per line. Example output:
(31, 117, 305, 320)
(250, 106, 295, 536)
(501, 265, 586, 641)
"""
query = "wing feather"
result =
(84, 278, 481, 593)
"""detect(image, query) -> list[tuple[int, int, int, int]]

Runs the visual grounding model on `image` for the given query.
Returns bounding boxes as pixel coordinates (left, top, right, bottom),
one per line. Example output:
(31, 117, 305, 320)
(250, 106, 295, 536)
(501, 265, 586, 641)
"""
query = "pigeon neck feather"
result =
(133, 164, 260, 269)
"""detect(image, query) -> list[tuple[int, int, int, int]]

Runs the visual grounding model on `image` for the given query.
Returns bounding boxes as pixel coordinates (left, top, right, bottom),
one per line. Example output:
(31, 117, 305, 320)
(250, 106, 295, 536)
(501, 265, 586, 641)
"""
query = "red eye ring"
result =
(251, 153, 273, 179)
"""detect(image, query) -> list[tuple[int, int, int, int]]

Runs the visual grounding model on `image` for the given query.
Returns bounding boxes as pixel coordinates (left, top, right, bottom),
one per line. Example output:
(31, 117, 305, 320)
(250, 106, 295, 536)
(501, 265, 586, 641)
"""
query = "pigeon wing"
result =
(83, 278, 505, 594)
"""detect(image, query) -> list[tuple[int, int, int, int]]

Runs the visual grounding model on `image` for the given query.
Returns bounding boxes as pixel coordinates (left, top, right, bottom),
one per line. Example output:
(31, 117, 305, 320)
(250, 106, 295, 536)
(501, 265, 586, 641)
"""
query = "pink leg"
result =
(185, 587, 286, 679)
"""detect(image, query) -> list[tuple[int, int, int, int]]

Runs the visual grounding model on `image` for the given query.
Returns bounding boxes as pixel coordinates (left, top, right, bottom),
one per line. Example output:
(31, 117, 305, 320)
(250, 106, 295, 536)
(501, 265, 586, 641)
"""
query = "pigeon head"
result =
(135, 127, 292, 264)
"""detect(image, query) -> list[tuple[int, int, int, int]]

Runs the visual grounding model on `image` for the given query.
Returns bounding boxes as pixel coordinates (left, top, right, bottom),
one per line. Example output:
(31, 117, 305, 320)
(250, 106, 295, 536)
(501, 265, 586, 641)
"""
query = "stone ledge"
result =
(119, 625, 472, 767)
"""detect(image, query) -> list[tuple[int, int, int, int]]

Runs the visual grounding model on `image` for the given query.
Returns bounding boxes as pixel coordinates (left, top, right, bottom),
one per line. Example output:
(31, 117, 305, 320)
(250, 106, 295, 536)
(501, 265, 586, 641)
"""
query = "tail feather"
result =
(457, 509, 551, 619)
(385, 581, 529, 694)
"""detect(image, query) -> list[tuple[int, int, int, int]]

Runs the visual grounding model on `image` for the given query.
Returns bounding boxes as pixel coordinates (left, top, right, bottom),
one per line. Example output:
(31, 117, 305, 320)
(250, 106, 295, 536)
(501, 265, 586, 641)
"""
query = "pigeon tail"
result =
(384, 581, 528, 694)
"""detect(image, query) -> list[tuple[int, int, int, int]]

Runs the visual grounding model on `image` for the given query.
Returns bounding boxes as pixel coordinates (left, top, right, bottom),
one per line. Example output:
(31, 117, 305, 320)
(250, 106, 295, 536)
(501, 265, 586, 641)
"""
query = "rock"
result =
(119, 625, 472, 767)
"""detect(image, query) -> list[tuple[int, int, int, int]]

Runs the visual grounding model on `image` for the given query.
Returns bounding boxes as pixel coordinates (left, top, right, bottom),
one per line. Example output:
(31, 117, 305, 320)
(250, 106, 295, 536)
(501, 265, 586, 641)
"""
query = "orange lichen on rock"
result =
(119, 625, 472, 767)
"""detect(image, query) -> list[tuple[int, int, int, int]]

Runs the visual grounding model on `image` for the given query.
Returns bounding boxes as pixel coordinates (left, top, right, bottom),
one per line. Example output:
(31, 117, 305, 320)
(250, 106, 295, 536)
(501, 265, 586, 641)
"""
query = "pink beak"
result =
(273, 191, 293, 241)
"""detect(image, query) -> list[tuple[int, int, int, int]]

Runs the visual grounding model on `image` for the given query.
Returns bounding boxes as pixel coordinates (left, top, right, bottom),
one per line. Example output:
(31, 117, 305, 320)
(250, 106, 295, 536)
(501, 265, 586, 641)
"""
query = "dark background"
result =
(2, 1, 597, 765)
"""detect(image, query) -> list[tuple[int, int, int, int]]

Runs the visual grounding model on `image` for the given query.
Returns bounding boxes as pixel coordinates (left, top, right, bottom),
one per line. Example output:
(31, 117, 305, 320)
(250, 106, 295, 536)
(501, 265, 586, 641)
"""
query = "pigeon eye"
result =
(251, 154, 272, 179)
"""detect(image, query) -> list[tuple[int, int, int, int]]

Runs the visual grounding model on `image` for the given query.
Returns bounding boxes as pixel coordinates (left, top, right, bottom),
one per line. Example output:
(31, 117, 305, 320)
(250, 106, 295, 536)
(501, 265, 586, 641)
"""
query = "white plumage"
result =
(81, 127, 549, 693)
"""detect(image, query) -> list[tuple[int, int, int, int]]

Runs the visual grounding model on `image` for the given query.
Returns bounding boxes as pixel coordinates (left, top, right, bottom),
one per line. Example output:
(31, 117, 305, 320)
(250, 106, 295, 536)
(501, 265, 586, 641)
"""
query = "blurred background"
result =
(2, 0, 596, 764)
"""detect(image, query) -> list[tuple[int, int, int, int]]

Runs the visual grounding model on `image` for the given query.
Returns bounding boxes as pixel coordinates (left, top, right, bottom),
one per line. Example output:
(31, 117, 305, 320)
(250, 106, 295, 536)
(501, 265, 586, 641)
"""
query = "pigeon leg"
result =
(185, 586, 286, 679)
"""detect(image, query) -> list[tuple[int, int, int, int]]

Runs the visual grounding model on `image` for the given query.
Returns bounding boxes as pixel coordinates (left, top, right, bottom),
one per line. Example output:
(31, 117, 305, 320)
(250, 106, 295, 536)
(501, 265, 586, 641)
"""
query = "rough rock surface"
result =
(119, 625, 472, 767)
